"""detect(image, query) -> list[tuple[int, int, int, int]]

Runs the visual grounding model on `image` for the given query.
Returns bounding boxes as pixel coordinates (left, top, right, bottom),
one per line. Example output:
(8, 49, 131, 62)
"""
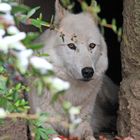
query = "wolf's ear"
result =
(95, 35, 108, 75)
(54, 0, 70, 24)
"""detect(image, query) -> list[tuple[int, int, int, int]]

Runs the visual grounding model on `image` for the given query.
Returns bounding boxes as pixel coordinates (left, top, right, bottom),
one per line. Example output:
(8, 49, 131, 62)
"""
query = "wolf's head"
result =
(44, 0, 108, 81)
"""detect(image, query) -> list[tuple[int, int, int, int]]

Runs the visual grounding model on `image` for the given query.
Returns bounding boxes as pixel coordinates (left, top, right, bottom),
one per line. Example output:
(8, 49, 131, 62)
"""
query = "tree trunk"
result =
(117, 0, 140, 139)
(0, 119, 28, 140)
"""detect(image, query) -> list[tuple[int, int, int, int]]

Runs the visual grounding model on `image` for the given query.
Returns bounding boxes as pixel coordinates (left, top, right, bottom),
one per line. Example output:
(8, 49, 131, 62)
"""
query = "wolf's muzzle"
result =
(81, 67, 94, 80)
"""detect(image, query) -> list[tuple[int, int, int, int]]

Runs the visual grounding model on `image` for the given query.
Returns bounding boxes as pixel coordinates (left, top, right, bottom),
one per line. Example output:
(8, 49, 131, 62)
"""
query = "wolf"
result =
(28, 0, 118, 139)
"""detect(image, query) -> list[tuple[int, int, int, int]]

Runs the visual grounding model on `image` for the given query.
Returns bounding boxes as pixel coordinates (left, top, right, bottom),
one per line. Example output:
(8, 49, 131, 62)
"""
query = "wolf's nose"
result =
(81, 67, 94, 79)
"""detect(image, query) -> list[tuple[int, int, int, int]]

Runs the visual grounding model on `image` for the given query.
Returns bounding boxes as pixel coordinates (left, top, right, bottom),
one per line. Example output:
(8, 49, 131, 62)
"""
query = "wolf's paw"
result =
(85, 136, 96, 140)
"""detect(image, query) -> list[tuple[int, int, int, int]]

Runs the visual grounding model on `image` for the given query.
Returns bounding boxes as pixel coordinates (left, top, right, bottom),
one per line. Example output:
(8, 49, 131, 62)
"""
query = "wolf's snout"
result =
(81, 67, 94, 80)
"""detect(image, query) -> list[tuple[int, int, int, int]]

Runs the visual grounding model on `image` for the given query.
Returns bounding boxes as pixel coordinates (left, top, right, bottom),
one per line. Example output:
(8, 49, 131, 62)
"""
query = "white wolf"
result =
(29, 0, 118, 139)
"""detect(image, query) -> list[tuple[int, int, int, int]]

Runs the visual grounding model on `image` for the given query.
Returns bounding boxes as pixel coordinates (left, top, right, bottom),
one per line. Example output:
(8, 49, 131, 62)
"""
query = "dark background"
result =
(22, 0, 123, 85)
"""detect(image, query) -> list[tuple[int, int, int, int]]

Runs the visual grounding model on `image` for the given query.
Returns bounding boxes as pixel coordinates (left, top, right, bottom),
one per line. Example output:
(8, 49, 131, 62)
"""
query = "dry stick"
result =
(6, 113, 69, 128)
(6, 113, 38, 120)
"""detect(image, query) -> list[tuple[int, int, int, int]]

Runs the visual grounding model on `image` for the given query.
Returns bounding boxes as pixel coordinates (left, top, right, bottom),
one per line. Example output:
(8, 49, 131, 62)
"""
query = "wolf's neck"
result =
(67, 77, 102, 105)
(54, 65, 103, 106)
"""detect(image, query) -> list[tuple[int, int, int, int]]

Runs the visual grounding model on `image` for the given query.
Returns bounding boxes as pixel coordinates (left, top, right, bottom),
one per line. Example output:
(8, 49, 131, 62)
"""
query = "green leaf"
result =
(111, 19, 117, 33)
(45, 128, 56, 135)
(15, 100, 20, 106)
(23, 32, 39, 44)
(61, 0, 71, 6)
(63, 101, 72, 110)
(0, 66, 5, 73)
(112, 25, 117, 33)
(38, 112, 49, 122)
(118, 27, 122, 37)
(0, 76, 7, 94)
(27, 44, 44, 50)
(38, 53, 49, 57)
(31, 19, 42, 28)
(12, 4, 30, 14)
(101, 19, 107, 26)
(15, 83, 22, 90)
(0, 119, 5, 125)
(35, 129, 41, 140)
(93, 5, 101, 14)
(60, 0, 74, 10)
(37, 128, 49, 139)
(112, 19, 116, 26)
(35, 80, 44, 96)
(22, 32, 44, 50)
(35, 127, 56, 140)
(0, 98, 7, 108)
(81, 1, 88, 11)
(91, 0, 97, 7)
(26, 6, 40, 19)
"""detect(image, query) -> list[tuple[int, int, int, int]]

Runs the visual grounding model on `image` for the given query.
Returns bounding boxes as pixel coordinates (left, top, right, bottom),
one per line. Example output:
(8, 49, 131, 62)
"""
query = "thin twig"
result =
(6, 113, 69, 128)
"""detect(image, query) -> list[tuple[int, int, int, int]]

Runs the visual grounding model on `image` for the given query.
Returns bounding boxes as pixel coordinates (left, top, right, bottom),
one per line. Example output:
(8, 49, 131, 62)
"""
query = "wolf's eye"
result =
(67, 43, 76, 50)
(89, 43, 96, 49)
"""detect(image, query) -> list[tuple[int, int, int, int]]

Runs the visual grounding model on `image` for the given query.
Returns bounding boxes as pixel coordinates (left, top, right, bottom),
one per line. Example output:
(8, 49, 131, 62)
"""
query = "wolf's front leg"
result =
(70, 121, 96, 140)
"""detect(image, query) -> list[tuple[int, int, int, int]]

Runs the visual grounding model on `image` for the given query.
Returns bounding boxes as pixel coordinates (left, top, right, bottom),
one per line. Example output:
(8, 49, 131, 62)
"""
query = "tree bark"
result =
(0, 119, 28, 140)
(117, 0, 140, 139)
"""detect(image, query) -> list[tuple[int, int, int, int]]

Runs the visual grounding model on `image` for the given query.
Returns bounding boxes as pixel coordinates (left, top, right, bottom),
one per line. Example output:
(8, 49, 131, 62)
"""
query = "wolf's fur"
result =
(29, 0, 118, 139)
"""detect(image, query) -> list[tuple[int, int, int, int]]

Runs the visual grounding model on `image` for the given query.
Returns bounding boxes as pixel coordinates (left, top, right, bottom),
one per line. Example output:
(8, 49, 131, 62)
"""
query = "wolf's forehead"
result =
(59, 30, 99, 43)
(59, 27, 100, 44)
(60, 14, 100, 43)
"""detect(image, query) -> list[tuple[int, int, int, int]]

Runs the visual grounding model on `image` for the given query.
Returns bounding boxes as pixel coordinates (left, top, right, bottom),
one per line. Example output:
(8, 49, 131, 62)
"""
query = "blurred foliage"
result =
(0, 0, 66, 139)
(30, 113, 57, 140)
